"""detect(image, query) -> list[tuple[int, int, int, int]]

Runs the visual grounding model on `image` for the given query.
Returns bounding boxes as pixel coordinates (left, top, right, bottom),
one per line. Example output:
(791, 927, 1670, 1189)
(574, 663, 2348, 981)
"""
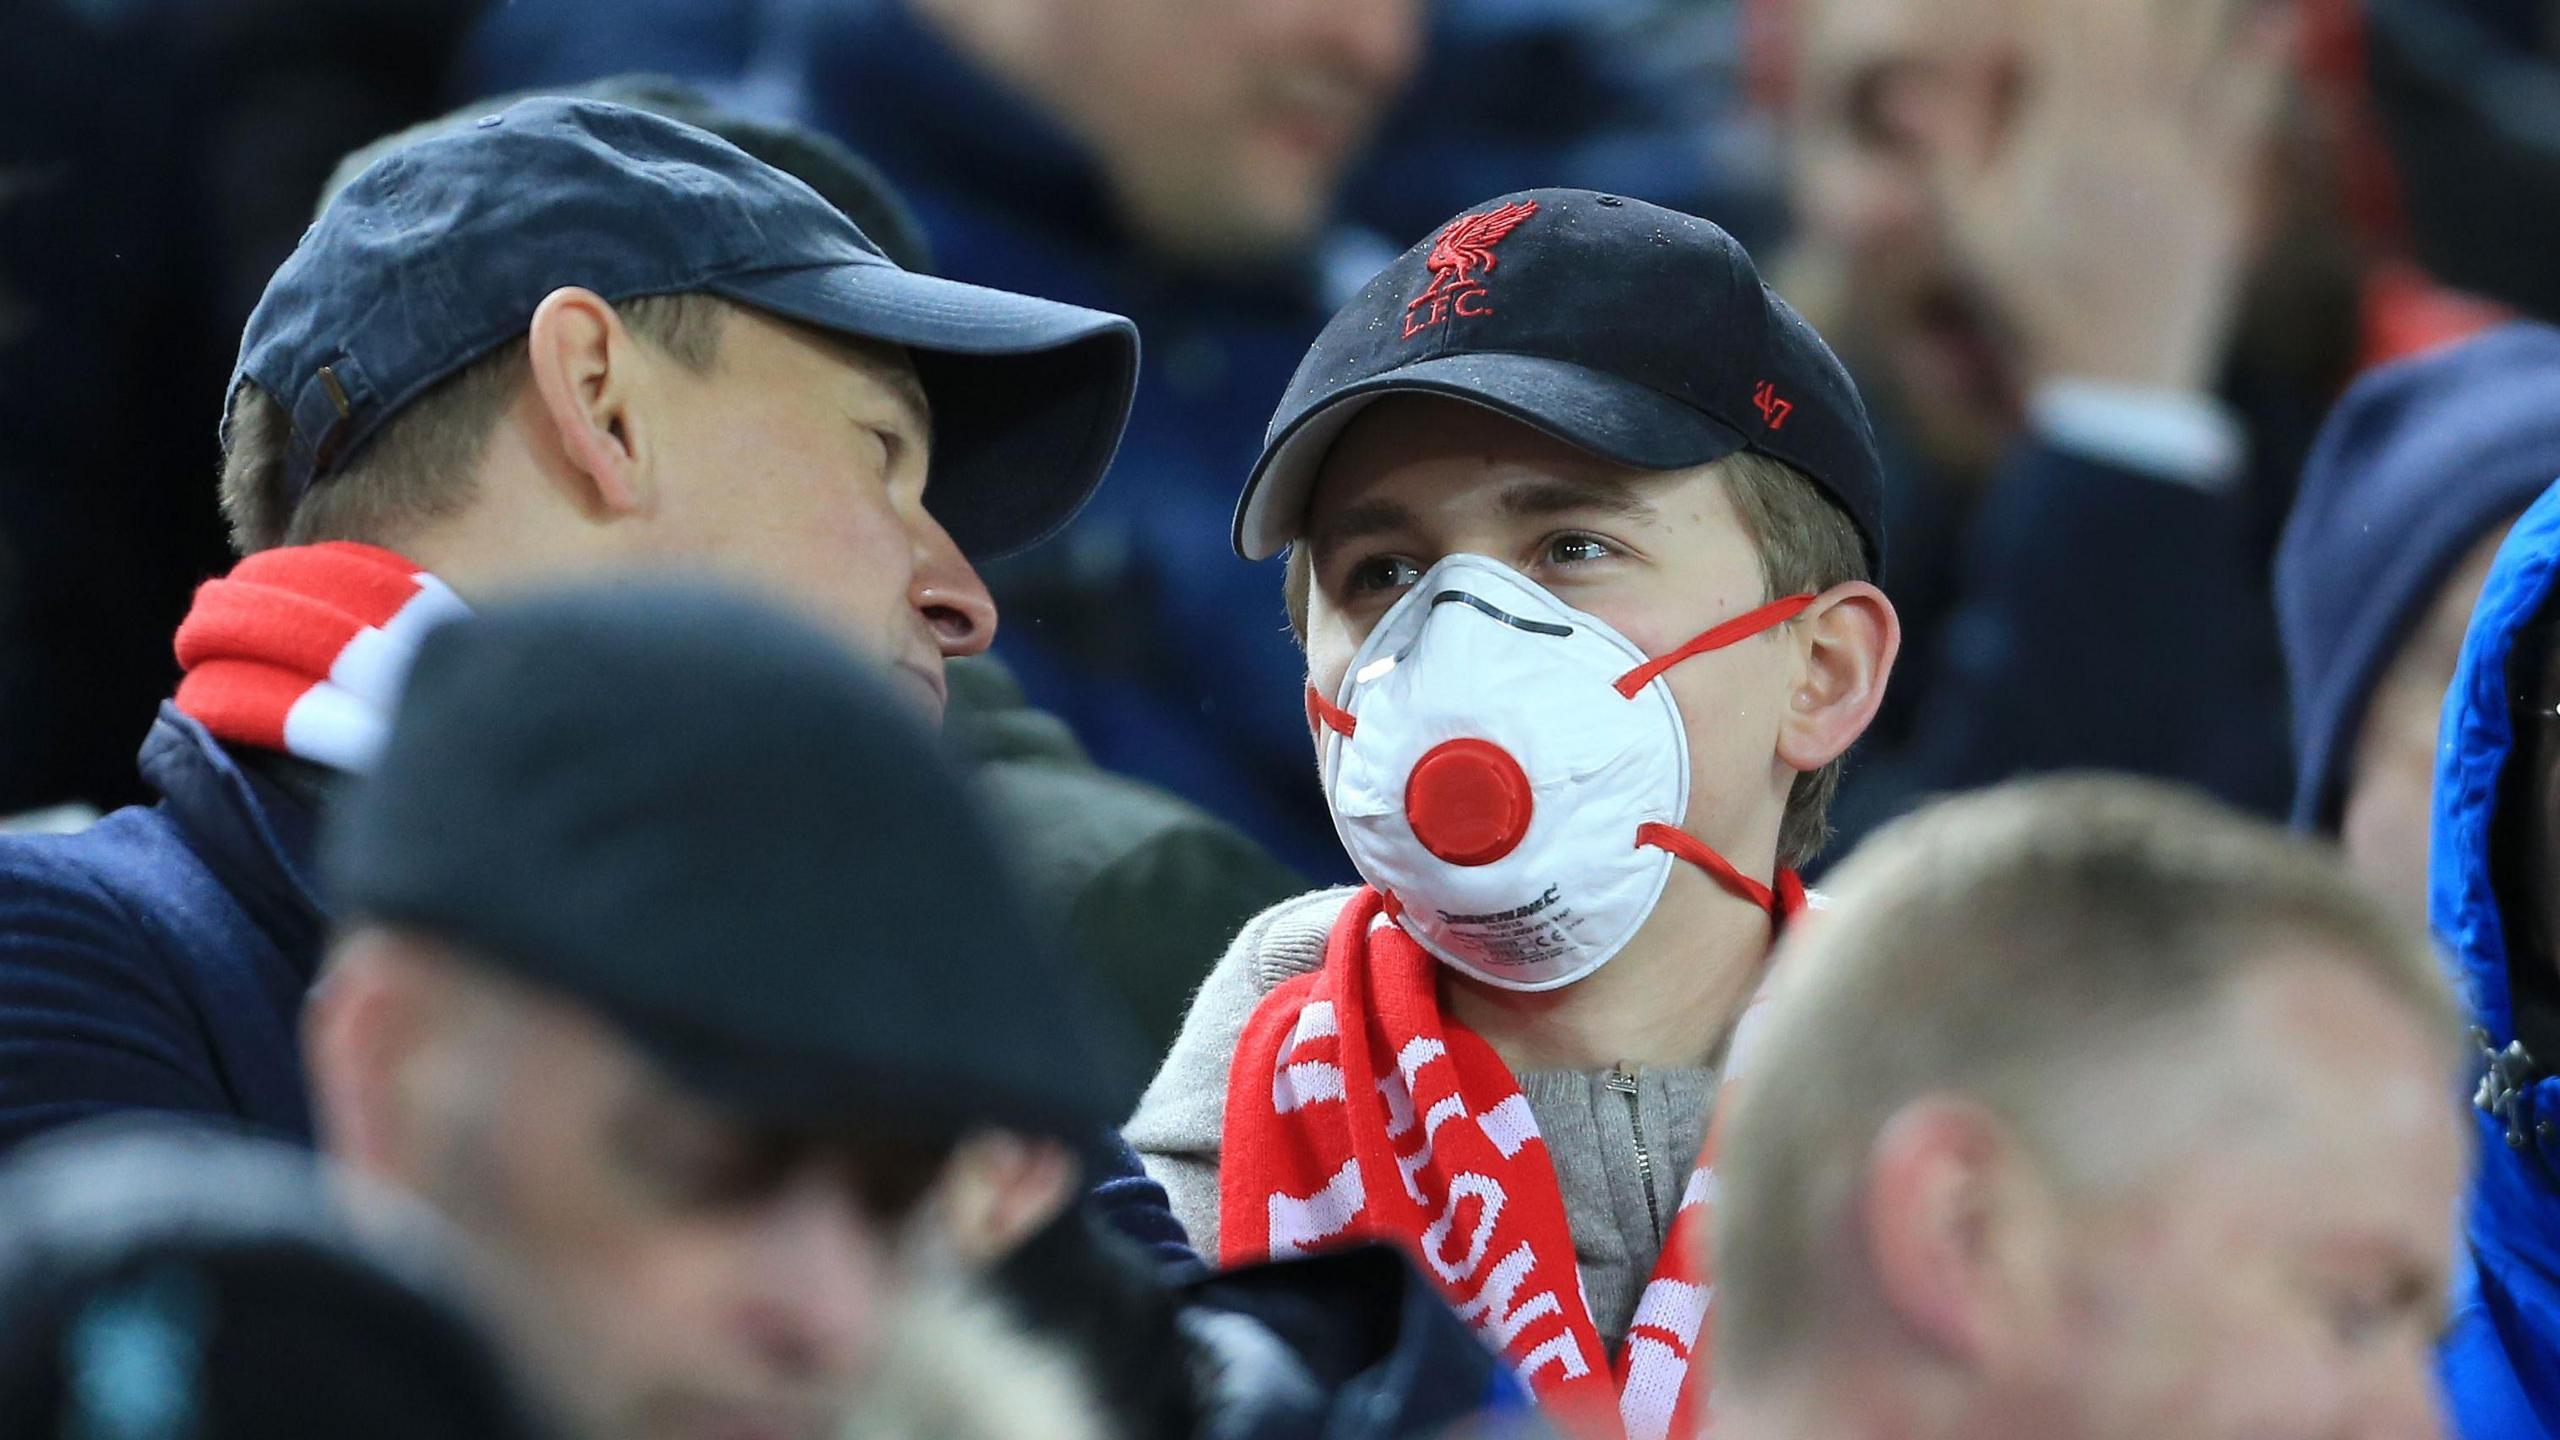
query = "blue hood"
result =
(2281, 323, 2560, 831)
(2433, 472, 2560, 1438)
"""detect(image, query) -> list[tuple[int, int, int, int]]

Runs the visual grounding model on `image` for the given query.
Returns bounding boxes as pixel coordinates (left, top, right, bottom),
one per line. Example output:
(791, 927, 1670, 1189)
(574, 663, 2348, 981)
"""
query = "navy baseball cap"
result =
(232, 97, 1139, 560)
(1236, 188, 1884, 573)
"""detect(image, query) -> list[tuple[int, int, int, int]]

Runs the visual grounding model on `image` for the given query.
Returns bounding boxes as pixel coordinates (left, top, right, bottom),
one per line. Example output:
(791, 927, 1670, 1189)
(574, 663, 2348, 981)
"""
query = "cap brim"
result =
(587, 968, 1138, 1146)
(1234, 352, 1752, 560)
(713, 263, 1139, 559)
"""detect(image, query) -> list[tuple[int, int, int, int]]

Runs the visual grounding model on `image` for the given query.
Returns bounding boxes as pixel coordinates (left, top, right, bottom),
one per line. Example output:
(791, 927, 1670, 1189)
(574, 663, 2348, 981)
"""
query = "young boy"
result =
(1126, 188, 1899, 1437)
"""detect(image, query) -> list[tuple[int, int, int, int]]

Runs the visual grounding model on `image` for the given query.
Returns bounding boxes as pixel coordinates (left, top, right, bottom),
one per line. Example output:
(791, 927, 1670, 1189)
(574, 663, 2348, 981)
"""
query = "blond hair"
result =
(1281, 446, 1868, 867)
(1713, 775, 2459, 1389)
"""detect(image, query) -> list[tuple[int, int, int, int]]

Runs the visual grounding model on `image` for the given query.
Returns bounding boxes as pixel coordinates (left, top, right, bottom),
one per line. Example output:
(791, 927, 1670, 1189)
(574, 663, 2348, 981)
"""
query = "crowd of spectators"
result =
(6, 0, 2560, 1436)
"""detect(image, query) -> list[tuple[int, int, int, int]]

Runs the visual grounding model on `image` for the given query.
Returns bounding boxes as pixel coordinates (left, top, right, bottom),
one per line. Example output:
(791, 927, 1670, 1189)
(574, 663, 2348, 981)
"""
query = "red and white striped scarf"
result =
(1221, 886, 1797, 1440)
(171, 542, 468, 772)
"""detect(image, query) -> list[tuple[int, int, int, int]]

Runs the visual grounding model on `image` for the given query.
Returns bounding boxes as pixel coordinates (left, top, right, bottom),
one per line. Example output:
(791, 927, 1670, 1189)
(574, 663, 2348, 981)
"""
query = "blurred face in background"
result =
(1788, 0, 2026, 475)
(922, 0, 1424, 264)
(2339, 528, 2509, 915)
(312, 937, 913, 1440)
(1999, 957, 2460, 1440)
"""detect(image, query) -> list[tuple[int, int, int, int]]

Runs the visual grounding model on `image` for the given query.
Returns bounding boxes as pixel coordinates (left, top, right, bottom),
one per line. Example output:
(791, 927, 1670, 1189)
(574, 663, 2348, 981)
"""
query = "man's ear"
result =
(1860, 1097, 2052, 1367)
(303, 929, 442, 1184)
(1778, 581, 1899, 775)
(924, 1131, 1083, 1267)
(524, 286, 662, 519)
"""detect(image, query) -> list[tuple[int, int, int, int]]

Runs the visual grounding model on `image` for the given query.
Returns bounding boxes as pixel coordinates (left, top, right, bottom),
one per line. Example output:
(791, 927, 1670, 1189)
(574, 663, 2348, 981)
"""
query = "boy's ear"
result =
(1777, 581, 1899, 775)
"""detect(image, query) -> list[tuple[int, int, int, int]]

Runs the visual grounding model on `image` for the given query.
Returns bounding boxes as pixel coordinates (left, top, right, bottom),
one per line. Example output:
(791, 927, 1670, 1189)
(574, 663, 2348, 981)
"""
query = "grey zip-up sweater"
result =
(1124, 888, 1715, 1352)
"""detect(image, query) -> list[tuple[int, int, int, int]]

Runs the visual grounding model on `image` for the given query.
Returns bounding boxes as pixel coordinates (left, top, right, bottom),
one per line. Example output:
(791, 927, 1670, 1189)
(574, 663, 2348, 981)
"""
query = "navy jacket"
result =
(2434, 477, 2560, 1438)
(0, 706, 321, 1152)
(464, 0, 1360, 879)
(1827, 434, 2295, 851)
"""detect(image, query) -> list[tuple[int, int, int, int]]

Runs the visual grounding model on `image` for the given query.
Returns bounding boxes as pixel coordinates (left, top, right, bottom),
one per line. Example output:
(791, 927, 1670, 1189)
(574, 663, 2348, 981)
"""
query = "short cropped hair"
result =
(219, 292, 728, 555)
(1713, 776, 2458, 1389)
(1281, 446, 1868, 867)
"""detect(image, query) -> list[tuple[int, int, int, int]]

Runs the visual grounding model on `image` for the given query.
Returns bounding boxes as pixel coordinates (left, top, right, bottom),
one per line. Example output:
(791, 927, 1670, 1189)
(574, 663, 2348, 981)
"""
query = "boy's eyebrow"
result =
(1498, 475, 1658, 523)
(1307, 475, 1660, 563)
(1306, 498, 1418, 564)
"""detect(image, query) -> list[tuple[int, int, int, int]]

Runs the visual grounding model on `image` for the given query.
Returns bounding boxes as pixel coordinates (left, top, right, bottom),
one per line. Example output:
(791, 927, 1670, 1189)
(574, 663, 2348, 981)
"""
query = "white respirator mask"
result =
(1310, 553, 1811, 992)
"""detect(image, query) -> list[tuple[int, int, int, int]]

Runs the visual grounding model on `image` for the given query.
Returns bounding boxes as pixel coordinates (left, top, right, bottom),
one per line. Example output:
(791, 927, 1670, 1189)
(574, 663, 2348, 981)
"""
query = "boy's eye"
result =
(1346, 554, 1424, 596)
(1544, 533, 1615, 566)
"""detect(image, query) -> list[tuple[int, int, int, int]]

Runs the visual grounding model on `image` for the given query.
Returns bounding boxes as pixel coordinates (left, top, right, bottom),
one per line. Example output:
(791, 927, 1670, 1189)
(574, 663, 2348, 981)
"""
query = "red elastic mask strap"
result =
(1613, 593, 1817, 698)
(1636, 822, 1803, 922)
(1307, 684, 1357, 738)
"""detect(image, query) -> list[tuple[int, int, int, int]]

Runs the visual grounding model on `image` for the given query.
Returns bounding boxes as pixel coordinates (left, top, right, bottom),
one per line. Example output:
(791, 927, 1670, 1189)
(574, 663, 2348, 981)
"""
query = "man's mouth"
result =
(1903, 285, 2020, 419)
(1256, 66, 1376, 161)
(897, 659, 948, 715)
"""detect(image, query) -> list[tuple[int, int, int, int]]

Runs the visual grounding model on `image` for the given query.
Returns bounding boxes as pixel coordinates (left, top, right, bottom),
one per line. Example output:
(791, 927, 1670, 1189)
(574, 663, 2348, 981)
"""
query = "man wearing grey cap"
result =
(304, 581, 1134, 1440)
(0, 97, 1134, 1163)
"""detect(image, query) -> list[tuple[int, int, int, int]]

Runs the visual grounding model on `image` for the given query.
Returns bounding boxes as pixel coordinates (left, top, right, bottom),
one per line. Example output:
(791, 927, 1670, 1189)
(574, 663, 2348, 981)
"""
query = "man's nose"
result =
(735, 1175, 888, 1382)
(911, 512, 997, 658)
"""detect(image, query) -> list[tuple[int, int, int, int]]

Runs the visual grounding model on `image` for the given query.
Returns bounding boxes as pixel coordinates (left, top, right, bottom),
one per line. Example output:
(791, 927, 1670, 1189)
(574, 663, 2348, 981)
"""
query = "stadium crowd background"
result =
(3, 0, 2560, 1437)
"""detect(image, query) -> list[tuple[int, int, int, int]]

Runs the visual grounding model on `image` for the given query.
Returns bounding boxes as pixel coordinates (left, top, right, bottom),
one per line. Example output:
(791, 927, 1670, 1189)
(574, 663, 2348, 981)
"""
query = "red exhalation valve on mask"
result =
(1403, 738, 1536, 867)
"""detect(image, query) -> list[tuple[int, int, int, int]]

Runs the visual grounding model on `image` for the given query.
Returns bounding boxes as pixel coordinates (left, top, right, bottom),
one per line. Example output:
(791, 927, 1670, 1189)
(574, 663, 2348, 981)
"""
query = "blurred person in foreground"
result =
(0, 95, 1135, 1159)
(2429, 468, 2560, 1437)
(308, 582, 1531, 1440)
(1781, 0, 2493, 844)
(0, 1121, 547, 1440)
(1131, 189, 1898, 1438)
(2277, 323, 2560, 914)
(305, 582, 1132, 1440)
(1711, 776, 2467, 1440)
(464, 0, 1428, 876)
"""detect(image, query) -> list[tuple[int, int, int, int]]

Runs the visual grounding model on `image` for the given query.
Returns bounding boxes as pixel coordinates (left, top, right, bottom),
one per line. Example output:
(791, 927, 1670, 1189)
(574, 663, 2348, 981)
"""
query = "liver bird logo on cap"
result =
(1403, 200, 1539, 341)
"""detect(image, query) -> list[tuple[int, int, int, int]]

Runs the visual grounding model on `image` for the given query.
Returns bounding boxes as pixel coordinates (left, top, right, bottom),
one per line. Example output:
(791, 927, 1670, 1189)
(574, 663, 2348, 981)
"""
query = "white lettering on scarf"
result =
(1268, 1158, 1365, 1257)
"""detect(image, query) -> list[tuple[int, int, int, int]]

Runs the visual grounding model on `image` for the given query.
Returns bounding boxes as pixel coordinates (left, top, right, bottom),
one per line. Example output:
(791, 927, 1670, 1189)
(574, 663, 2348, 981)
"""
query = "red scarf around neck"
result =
(171, 542, 467, 772)
(1222, 886, 1800, 1440)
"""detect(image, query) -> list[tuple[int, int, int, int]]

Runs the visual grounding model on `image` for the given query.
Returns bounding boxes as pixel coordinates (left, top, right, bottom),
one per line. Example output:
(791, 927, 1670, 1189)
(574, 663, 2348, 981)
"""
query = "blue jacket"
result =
(2432, 476, 2560, 1438)
(463, 0, 1359, 879)
(1824, 433, 2296, 851)
(0, 706, 321, 1152)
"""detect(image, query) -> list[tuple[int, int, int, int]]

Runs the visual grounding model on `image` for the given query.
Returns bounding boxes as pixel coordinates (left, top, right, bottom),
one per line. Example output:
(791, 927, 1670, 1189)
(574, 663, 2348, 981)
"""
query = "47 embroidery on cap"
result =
(1403, 200, 1538, 341)
(1752, 381, 1792, 430)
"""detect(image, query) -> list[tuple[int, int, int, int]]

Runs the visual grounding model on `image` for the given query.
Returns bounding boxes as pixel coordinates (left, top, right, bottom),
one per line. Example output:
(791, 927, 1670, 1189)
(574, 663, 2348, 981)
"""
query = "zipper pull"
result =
(1604, 1065, 1637, 1094)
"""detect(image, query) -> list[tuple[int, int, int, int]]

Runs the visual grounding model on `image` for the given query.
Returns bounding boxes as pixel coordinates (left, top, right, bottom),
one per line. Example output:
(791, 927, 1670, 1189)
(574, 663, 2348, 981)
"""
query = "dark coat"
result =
(0, 706, 322, 1153)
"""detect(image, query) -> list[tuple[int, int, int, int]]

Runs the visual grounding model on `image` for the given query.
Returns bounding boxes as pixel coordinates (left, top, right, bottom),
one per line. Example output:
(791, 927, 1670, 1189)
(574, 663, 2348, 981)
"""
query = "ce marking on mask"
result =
(1439, 884, 1588, 966)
